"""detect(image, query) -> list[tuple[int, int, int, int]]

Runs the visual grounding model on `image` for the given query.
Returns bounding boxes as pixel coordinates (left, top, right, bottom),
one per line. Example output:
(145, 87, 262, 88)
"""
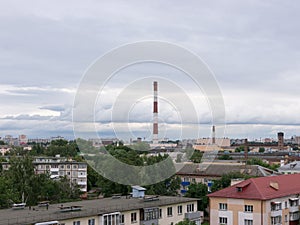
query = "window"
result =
(187, 204, 194, 212)
(271, 202, 282, 211)
(73, 221, 80, 225)
(144, 208, 159, 221)
(219, 217, 227, 225)
(178, 205, 182, 214)
(88, 219, 95, 225)
(159, 208, 162, 218)
(131, 212, 137, 223)
(244, 219, 253, 225)
(285, 201, 288, 208)
(103, 213, 120, 225)
(271, 216, 281, 225)
(285, 215, 288, 222)
(219, 203, 227, 211)
(120, 214, 125, 223)
(244, 205, 253, 213)
(79, 164, 86, 169)
(167, 207, 173, 217)
(289, 199, 299, 207)
(290, 212, 299, 221)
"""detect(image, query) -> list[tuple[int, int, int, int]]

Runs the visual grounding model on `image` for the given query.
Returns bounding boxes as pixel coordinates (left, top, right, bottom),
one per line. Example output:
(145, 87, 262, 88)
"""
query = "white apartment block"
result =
(33, 156, 88, 192)
(1, 156, 88, 192)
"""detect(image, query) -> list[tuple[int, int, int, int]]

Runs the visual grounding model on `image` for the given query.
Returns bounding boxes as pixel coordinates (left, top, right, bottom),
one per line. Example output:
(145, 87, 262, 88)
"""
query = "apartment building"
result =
(208, 173, 300, 225)
(33, 156, 88, 192)
(1, 156, 88, 192)
(0, 196, 203, 225)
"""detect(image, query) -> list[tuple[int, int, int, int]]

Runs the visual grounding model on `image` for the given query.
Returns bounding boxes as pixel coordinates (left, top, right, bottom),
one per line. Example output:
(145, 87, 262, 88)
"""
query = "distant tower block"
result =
(153, 81, 158, 144)
(212, 125, 216, 145)
(278, 132, 284, 150)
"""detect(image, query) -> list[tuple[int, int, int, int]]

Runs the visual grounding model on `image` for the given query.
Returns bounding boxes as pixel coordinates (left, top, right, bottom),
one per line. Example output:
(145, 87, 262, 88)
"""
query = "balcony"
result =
(50, 168, 59, 172)
(78, 173, 86, 178)
(77, 181, 87, 185)
(289, 205, 299, 213)
(50, 174, 59, 179)
(270, 209, 282, 217)
(78, 167, 86, 171)
(181, 181, 190, 186)
(185, 211, 203, 221)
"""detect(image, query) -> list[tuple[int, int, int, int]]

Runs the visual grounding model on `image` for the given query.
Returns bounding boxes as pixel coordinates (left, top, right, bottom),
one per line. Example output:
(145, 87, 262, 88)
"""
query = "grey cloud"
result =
(0, 0, 299, 139)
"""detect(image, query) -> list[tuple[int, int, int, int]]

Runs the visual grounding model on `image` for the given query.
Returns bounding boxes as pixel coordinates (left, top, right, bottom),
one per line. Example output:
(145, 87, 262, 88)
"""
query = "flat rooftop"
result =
(0, 196, 197, 225)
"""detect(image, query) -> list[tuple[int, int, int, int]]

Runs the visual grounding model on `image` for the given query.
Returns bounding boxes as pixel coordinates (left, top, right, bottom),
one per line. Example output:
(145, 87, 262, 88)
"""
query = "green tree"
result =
(211, 172, 251, 192)
(190, 150, 203, 163)
(247, 158, 279, 171)
(259, 147, 265, 153)
(7, 155, 36, 205)
(218, 154, 233, 160)
(185, 183, 208, 212)
(176, 218, 196, 225)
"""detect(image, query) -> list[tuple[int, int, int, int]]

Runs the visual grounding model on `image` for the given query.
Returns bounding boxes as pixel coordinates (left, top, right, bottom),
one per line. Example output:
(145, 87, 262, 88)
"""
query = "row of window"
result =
(167, 204, 195, 217)
(271, 199, 299, 211)
(38, 164, 87, 169)
(71, 204, 195, 225)
(220, 199, 300, 213)
(219, 203, 253, 212)
(50, 171, 86, 177)
(73, 219, 95, 225)
(219, 217, 253, 225)
(219, 212, 299, 225)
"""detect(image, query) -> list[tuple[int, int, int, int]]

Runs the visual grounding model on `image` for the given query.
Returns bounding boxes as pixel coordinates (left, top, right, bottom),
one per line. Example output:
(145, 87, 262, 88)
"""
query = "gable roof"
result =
(208, 173, 300, 200)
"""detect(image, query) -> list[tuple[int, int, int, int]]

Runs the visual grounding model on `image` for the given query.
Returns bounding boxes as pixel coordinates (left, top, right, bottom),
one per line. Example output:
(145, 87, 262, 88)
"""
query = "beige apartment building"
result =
(208, 173, 300, 225)
(0, 196, 203, 225)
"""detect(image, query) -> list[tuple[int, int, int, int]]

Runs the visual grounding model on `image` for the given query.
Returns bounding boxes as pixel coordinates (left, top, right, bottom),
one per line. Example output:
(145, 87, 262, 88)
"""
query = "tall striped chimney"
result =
(153, 81, 158, 144)
(212, 125, 216, 145)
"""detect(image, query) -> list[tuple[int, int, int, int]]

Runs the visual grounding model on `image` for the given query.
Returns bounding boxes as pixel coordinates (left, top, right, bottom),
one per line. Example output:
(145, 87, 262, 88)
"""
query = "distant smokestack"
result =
(278, 132, 284, 150)
(212, 125, 216, 145)
(244, 138, 248, 160)
(153, 81, 158, 144)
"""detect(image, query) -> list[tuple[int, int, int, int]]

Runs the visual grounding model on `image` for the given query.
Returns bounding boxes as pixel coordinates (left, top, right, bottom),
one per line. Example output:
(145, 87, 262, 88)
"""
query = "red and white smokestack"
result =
(153, 81, 158, 144)
(212, 125, 216, 145)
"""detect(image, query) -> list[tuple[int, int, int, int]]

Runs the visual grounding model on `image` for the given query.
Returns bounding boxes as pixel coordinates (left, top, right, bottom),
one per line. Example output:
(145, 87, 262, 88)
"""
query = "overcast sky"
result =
(0, 0, 300, 141)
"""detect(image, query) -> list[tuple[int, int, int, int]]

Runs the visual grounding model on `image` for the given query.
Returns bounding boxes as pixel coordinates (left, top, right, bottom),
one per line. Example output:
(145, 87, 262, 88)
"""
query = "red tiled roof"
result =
(208, 173, 300, 200)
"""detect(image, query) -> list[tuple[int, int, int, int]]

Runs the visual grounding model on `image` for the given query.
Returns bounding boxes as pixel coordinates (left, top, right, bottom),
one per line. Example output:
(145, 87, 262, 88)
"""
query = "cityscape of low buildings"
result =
(1, 131, 300, 224)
